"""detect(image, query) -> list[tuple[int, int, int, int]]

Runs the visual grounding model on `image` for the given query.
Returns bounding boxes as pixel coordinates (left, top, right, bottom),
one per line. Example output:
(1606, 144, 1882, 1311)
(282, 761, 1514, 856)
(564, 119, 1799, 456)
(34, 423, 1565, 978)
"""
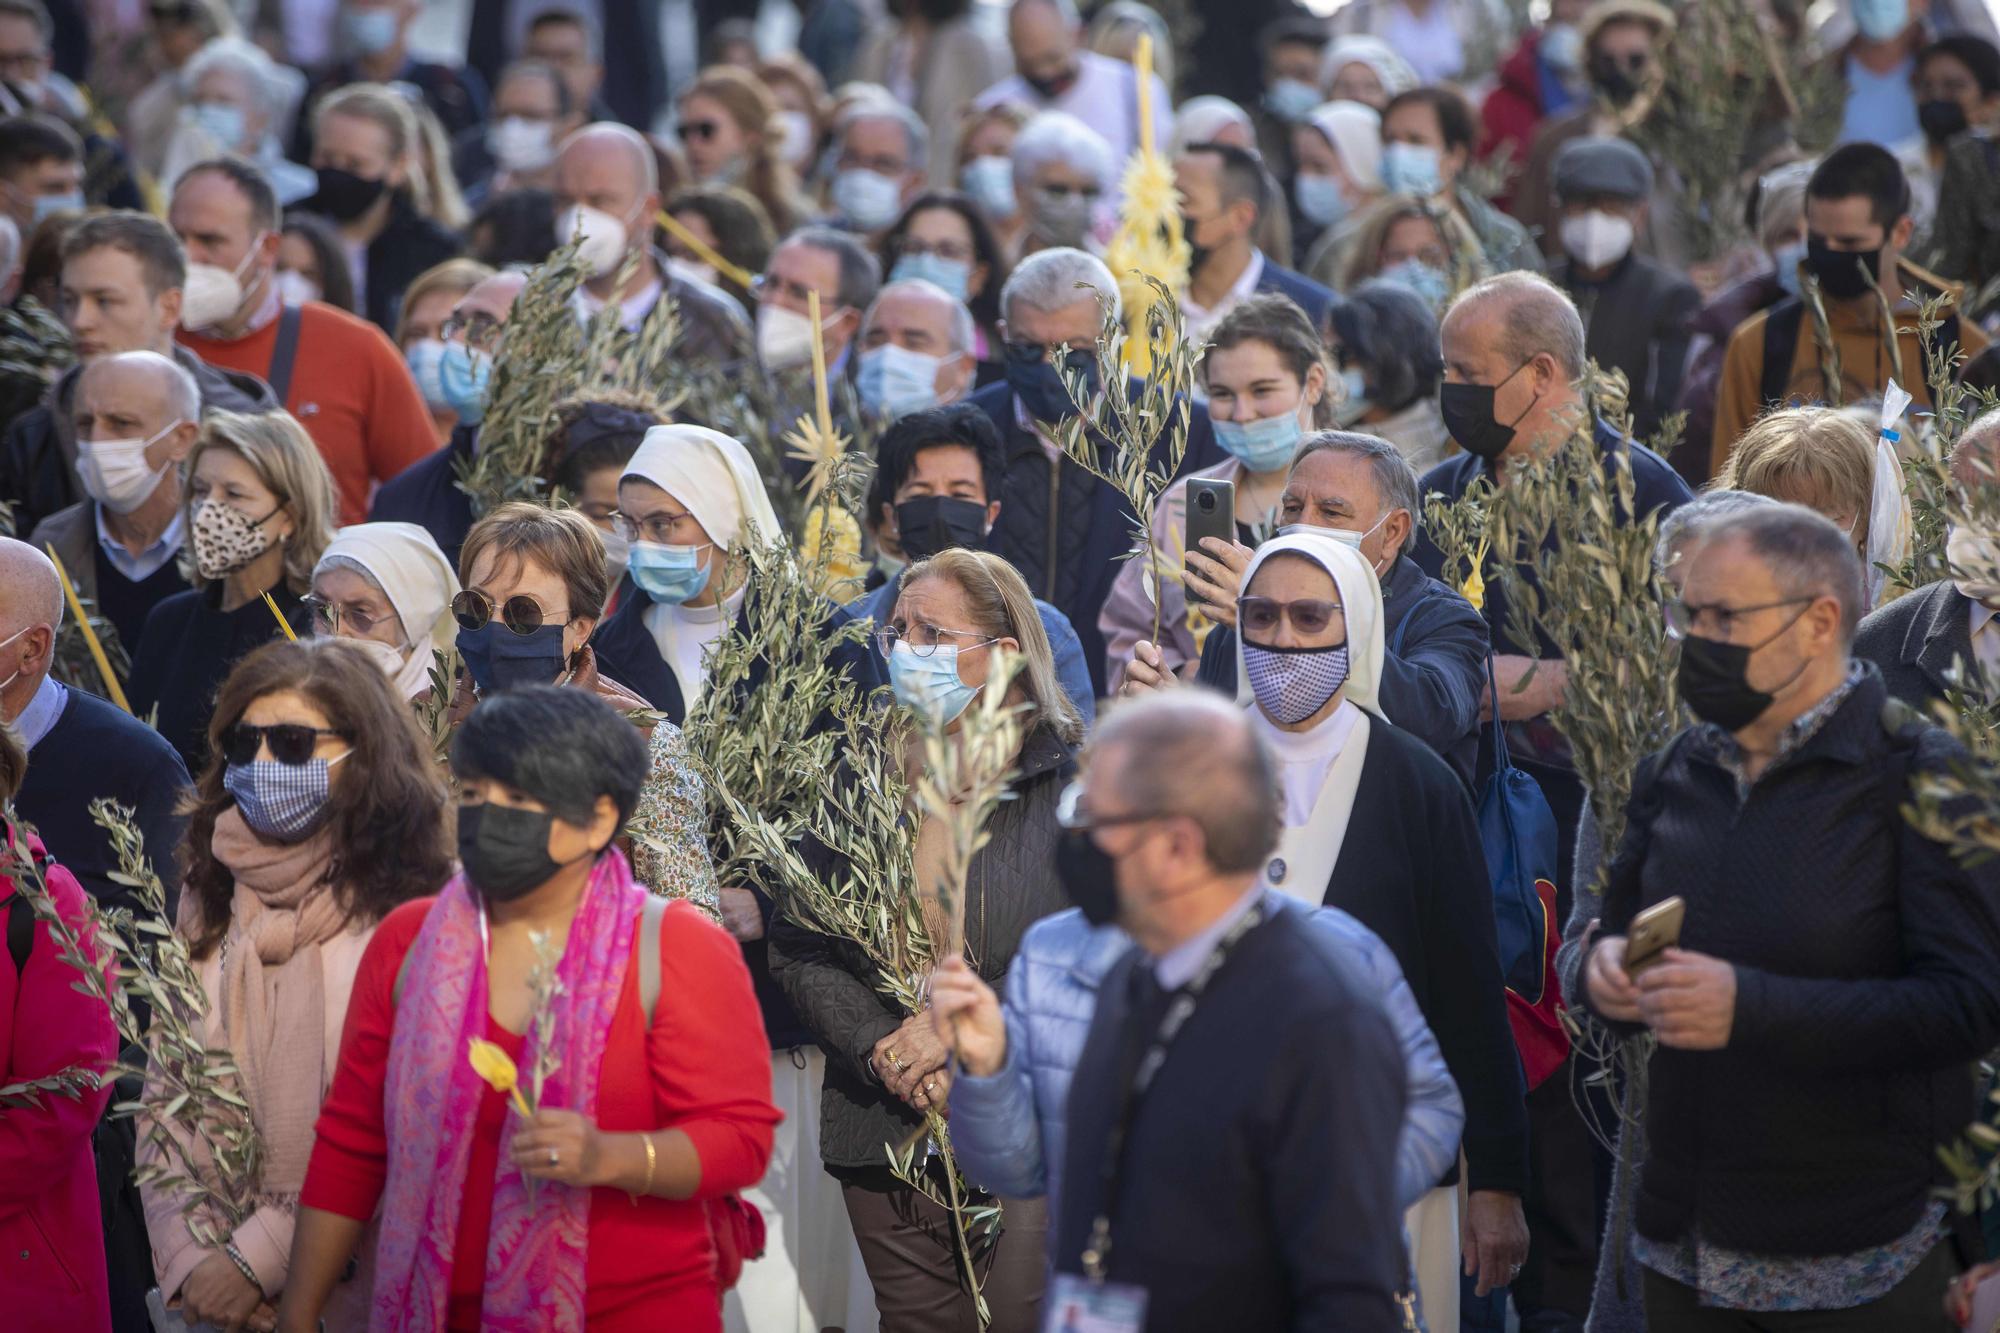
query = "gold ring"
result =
(885, 1049, 903, 1070)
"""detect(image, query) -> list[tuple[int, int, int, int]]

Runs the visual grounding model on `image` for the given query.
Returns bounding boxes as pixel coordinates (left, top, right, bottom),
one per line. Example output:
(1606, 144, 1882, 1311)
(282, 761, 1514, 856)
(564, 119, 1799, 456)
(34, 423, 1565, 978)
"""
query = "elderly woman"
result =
(279, 687, 778, 1332)
(955, 101, 1032, 251)
(130, 410, 338, 772)
(1328, 279, 1451, 471)
(1231, 529, 1528, 1330)
(162, 37, 314, 204)
(309, 521, 461, 700)
(1292, 100, 1384, 262)
(145, 638, 451, 1330)
(1011, 111, 1112, 258)
(770, 549, 1081, 1330)
(124, 0, 237, 180)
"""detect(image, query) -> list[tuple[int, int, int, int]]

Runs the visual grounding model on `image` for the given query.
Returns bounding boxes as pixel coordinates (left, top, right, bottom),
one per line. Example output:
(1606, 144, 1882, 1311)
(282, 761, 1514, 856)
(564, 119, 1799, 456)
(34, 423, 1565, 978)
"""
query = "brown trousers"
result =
(841, 1180, 1048, 1333)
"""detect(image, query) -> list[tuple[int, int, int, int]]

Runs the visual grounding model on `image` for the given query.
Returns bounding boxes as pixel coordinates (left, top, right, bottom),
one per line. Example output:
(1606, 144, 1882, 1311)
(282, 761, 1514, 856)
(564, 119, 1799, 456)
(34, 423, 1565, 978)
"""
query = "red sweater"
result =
(301, 897, 780, 1332)
(179, 303, 439, 525)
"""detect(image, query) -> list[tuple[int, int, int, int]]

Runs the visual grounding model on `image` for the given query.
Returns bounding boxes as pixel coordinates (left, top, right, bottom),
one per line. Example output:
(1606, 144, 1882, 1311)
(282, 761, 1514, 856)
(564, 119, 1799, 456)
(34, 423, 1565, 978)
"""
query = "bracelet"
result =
(222, 1242, 261, 1293)
(629, 1132, 657, 1204)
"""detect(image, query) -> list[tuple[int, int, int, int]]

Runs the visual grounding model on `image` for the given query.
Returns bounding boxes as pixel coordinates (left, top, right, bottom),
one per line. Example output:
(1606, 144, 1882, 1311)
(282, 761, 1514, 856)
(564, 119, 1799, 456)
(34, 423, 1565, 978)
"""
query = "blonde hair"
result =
(1339, 194, 1487, 294)
(183, 409, 339, 594)
(394, 257, 494, 346)
(955, 101, 1032, 168)
(404, 97, 470, 228)
(1714, 406, 1874, 546)
(900, 548, 1084, 744)
(684, 65, 808, 234)
(314, 83, 464, 221)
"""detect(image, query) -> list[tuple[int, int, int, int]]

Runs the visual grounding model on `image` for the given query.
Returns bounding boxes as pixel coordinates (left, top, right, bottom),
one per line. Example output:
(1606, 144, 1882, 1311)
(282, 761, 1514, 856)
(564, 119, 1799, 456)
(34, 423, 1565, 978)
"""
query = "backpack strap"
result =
(7, 888, 34, 976)
(638, 893, 668, 1028)
(265, 303, 304, 404)
(1759, 298, 1807, 409)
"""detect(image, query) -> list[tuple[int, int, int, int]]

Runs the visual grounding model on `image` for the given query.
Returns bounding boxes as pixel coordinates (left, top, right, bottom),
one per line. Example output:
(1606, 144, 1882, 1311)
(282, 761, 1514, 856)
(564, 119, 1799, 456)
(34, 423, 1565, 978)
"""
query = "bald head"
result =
(554, 122, 659, 220)
(1952, 408, 2000, 490)
(77, 350, 200, 433)
(455, 269, 529, 327)
(0, 538, 62, 719)
(1089, 691, 1279, 874)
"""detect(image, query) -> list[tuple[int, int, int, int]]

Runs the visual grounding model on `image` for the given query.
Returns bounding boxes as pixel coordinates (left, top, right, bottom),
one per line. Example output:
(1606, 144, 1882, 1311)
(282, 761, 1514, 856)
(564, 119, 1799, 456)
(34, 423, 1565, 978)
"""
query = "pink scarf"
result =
(369, 850, 644, 1332)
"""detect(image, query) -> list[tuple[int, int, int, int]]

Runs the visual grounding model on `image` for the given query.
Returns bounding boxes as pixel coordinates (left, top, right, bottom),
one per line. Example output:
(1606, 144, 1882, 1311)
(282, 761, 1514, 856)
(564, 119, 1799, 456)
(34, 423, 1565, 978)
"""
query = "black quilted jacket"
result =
(768, 724, 1077, 1174)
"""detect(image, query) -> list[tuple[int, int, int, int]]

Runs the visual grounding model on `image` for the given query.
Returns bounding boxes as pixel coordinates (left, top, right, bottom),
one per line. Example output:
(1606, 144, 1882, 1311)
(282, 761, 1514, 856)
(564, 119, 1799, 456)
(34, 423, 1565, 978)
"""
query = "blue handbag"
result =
(1474, 654, 1559, 1000)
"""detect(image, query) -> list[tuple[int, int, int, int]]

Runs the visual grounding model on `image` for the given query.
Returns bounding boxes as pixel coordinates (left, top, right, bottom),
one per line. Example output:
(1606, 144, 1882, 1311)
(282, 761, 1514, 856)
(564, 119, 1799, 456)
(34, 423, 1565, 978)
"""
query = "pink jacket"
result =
(0, 835, 117, 1332)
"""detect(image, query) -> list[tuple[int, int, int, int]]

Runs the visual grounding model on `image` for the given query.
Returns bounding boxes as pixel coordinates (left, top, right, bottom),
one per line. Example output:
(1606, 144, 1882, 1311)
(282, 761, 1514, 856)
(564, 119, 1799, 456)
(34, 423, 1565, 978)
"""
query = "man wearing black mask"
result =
(847, 402, 1097, 722)
(1584, 503, 2000, 1327)
(1710, 142, 1988, 474)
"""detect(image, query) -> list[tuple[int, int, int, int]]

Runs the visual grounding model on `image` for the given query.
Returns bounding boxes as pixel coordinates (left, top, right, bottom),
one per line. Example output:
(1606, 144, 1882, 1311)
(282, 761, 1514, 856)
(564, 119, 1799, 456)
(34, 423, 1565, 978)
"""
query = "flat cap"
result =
(1555, 135, 1654, 200)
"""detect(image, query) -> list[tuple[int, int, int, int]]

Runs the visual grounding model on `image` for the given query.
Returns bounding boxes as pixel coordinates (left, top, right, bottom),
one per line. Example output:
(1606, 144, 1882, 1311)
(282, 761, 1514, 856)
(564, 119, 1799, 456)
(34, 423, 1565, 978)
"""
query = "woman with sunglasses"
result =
(768, 548, 1081, 1329)
(279, 686, 779, 1333)
(676, 66, 811, 236)
(130, 410, 340, 772)
(1231, 529, 1528, 1329)
(310, 521, 461, 702)
(140, 637, 451, 1332)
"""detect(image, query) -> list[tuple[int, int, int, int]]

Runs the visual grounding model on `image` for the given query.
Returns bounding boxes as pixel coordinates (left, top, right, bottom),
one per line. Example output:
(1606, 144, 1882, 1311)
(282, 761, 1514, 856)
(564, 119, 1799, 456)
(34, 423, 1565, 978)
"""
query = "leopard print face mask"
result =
(192, 498, 280, 580)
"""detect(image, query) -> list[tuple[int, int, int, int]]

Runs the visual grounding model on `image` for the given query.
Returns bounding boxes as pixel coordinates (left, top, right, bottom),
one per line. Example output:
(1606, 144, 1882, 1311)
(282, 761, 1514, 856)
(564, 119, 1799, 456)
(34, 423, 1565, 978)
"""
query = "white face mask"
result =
(489, 116, 557, 173)
(179, 233, 269, 331)
(344, 635, 409, 680)
(666, 255, 720, 289)
(273, 269, 321, 306)
(557, 202, 634, 278)
(1559, 209, 1636, 270)
(757, 302, 822, 371)
(777, 110, 817, 168)
(77, 419, 185, 514)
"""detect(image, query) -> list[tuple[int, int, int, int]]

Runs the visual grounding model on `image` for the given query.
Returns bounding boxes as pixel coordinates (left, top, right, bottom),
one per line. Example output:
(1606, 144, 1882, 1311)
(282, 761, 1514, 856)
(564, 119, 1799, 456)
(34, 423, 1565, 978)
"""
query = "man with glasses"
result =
(967, 247, 1223, 695)
(754, 226, 879, 378)
(1583, 502, 2000, 1328)
(825, 99, 928, 242)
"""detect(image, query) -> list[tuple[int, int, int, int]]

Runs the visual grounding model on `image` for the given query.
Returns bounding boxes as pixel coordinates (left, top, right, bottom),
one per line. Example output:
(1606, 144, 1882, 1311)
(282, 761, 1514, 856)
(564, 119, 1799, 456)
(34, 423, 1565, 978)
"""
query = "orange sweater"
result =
(181, 302, 439, 524)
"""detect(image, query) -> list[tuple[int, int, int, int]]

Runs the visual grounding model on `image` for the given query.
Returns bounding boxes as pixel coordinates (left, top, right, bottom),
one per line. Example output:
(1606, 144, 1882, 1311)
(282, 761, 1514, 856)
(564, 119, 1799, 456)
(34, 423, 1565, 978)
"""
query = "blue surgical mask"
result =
(191, 101, 248, 149)
(1335, 365, 1372, 423)
(888, 641, 980, 723)
(629, 539, 714, 604)
(1381, 141, 1443, 196)
(342, 6, 401, 55)
(1214, 409, 1305, 473)
(960, 155, 1017, 219)
(889, 251, 972, 302)
(859, 343, 950, 420)
(457, 622, 567, 694)
(1772, 239, 1805, 299)
(405, 337, 450, 411)
(1378, 257, 1452, 312)
(224, 754, 348, 842)
(1295, 173, 1350, 228)
(34, 190, 84, 224)
(1264, 78, 1322, 123)
(833, 168, 906, 232)
(1851, 0, 1909, 41)
(439, 342, 492, 423)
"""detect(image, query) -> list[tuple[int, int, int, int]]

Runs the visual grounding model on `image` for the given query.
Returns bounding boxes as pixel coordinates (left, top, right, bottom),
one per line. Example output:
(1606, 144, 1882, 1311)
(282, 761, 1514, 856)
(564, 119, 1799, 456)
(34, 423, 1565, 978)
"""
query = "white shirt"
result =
(1181, 249, 1266, 350)
(571, 272, 664, 334)
(975, 51, 1173, 183)
(642, 583, 746, 709)
(1382, 0, 1465, 84)
(1257, 699, 1361, 826)
(96, 504, 185, 585)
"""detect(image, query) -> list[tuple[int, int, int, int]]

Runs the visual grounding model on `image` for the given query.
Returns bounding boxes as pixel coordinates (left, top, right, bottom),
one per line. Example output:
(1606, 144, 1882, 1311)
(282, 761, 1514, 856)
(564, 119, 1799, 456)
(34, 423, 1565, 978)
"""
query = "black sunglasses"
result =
(452, 588, 573, 636)
(220, 722, 347, 766)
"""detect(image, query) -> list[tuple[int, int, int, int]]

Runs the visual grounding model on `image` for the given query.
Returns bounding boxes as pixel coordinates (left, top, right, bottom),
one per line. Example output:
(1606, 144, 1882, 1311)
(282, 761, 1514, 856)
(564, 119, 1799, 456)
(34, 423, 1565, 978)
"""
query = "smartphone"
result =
(1184, 478, 1236, 607)
(1622, 896, 1685, 977)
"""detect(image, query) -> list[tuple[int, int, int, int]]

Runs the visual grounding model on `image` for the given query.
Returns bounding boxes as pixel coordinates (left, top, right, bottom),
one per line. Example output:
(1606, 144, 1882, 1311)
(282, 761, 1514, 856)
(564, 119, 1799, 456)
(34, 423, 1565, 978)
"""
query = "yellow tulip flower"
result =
(468, 1037, 531, 1117)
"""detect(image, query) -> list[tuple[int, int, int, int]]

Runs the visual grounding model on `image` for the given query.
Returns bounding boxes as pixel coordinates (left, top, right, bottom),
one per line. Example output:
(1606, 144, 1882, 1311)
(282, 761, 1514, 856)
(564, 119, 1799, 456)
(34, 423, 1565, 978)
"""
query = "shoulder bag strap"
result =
(265, 303, 304, 405)
(1759, 298, 1806, 409)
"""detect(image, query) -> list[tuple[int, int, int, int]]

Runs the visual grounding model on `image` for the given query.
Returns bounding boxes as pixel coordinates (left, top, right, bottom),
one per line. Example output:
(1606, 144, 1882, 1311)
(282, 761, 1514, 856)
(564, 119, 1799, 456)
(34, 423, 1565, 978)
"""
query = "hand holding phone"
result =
(1621, 896, 1685, 978)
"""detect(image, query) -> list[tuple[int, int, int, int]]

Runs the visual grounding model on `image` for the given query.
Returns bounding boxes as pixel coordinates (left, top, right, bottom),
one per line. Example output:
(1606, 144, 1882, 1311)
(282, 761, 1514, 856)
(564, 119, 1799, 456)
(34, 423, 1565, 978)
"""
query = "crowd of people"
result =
(8, 0, 2000, 1329)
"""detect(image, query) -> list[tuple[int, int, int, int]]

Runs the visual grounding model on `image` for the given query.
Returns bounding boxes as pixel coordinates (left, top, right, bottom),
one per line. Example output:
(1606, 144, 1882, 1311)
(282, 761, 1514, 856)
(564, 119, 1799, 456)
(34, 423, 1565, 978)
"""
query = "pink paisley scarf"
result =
(368, 848, 645, 1332)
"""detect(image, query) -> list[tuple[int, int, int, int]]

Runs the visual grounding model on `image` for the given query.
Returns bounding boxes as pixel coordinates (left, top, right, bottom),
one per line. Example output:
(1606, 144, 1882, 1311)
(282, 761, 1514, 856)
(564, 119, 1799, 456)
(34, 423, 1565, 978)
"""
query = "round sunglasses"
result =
(452, 588, 574, 636)
(220, 722, 348, 766)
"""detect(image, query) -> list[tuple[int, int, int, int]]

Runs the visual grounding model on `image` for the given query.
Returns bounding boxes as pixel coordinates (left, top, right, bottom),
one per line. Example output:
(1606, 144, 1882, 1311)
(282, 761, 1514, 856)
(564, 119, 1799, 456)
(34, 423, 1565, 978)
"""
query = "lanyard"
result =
(1080, 898, 1267, 1283)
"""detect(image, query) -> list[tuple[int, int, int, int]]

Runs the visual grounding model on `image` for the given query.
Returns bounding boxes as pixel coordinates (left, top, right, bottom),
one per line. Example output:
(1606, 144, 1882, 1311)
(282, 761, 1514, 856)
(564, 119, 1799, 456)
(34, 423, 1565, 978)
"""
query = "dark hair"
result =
(280, 209, 355, 312)
(450, 685, 649, 828)
(545, 392, 666, 493)
(785, 224, 882, 312)
(878, 190, 1010, 334)
(1260, 14, 1330, 53)
(1185, 140, 1269, 221)
(1807, 142, 1911, 230)
(180, 156, 280, 233)
(871, 403, 1005, 518)
(468, 186, 558, 268)
(1922, 35, 2000, 96)
(892, 0, 973, 21)
(0, 113, 80, 178)
(62, 211, 187, 296)
(20, 207, 78, 305)
(1331, 280, 1445, 412)
(497, 58, 574, 119)
(1384, 86, 1478, 154)
(181, 639, 452, 958)
(1203, 292, 1334, 428)
(666, 183, 776, 312)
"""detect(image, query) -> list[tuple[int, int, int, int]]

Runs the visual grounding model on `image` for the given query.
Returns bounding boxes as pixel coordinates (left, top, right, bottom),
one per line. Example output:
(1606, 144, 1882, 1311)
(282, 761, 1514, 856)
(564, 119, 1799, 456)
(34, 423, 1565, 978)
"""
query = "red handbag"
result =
(1505, 877, 1571, 1090)
(707, 1194, 767, 1290)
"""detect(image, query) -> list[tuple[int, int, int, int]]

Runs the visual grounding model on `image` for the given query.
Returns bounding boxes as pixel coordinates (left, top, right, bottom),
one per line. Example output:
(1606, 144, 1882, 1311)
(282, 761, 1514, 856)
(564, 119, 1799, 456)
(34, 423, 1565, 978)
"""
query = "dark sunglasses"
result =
(221, 722, 347, 766)
(452, 588, 574, 636)
(680, 119, 723, 143)
(1238, 595, 1344, 638)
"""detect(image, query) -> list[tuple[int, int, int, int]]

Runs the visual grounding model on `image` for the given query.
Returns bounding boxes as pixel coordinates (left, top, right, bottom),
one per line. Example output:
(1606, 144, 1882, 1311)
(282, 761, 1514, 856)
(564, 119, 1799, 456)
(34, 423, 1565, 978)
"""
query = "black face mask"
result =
(310, 166, 388, 222)
(1439, 360, 1537, 461)
(458, 802, 563, 901)
(1004, 343, 1099, 425)
(1919, 98, 1969, 144)
(1588, 56, 1642, 104)
(1674, 605, 1811, 732)
(895, 495, 989, 560)
(1054, 826, 1120, 926)
(457, 623, 567, 695)
(1804, 234, 1884, 302)
(1026, 65, 1079, 100)
(1182, 214, 1213, 276)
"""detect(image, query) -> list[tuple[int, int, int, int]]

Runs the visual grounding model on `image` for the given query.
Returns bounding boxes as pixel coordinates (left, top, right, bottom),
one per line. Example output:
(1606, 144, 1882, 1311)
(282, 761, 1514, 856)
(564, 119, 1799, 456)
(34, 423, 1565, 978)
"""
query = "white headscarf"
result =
(1306, 100, 1384, 193)
(1169, 96, 1255, 156)
(621, 424, 784, 551)
(312, 522, 460, 700)
(1234, 530, 1387, 718)
(1319, 36, 1419, 100)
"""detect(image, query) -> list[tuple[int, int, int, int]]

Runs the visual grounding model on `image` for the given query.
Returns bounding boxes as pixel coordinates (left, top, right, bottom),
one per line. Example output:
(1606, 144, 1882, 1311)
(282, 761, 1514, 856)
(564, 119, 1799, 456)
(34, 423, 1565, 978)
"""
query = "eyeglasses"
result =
(680, 119, 723, 143)
(1663, 596, 1811, 643)
(612, 507, 696, 545)
(751, 273, 832, 307)
(896, 237, 975, 264)
(1055, 780, 1163, 833)
(304, 595, 399, 638)
(1035, 183, 1100, 202)
(452, 588, 574, 636)
(874, 624, 999, 659)
(220, 721, 348, 766)
(1238, 596, 1344, 638)
(1001, 339, 1095, 371)
(839, 152, 909, 176)
(440, 311, 502, 351)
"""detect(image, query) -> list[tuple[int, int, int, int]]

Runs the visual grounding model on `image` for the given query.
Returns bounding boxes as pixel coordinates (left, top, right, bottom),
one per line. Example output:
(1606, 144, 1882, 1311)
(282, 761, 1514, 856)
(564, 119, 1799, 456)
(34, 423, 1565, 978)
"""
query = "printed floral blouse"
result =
(628, 720, 722, 923)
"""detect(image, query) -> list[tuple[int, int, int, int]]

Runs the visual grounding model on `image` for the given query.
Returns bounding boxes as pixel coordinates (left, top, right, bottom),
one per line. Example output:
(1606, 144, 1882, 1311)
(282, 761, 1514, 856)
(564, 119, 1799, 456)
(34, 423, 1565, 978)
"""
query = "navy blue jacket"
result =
(969, 377, 1223, 696)
(1255, 254, 1339, 332)
(128, 581, 311, 775)
(370, 423, 477, 571)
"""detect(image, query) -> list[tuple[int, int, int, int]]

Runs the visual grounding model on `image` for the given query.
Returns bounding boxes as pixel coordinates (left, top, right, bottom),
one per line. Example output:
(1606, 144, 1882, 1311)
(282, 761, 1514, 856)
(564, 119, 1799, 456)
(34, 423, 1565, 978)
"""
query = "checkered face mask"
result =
(1243, 641, 1351, 726)
(224, 753, 349, 842)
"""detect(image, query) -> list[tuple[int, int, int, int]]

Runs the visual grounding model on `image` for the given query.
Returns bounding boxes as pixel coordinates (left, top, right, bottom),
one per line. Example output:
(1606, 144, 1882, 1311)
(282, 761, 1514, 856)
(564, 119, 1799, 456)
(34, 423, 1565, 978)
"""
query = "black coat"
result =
(293, 189, 463, 334)
(369, 423, 476, 569)
(1055, 902, 1408, 1330)
(127, 581, 311, 774)
(768, 725, 1076, 1173)
(1854, 578, 1975, 713)
(1590, 666, 2000, 1255)
(1556, 253, 1701, 444)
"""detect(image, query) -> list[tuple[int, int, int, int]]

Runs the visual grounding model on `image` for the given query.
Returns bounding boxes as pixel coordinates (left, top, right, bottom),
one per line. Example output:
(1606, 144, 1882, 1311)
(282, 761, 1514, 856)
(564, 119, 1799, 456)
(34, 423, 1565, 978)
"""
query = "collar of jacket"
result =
(1908, 577, 1975, 689)
(1692, 659, 1890, 777)
(1012, 721, 1078, 790)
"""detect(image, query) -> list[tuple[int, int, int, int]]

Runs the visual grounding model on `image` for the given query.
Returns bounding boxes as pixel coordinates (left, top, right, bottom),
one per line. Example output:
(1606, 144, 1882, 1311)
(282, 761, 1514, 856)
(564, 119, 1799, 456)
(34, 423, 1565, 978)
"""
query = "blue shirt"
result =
(13, 673, 66, 751)
(95, 503, 184, 584)
(1840, 54, 1920, 146)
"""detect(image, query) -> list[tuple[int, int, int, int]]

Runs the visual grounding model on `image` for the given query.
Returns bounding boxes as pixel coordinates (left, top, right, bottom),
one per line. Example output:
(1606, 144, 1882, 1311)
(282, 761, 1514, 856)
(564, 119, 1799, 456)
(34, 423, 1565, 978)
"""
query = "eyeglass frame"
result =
(1236, 595, 1345, 640)
(612, 505, 704, 546)
(874, 623, 1001, 660)
(1055, 780, 1171, 835)
(451, 587, 578, 636)
(219, 721, 350, 766)
(1663, 595, 1814, 643)
(303, 593, 403, 639)
(439, 311, 503, 351)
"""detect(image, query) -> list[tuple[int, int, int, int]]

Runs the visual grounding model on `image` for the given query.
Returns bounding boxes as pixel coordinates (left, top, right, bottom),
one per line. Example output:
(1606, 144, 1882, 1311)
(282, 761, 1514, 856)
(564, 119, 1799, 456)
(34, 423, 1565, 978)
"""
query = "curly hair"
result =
(180, 638, 452, 959)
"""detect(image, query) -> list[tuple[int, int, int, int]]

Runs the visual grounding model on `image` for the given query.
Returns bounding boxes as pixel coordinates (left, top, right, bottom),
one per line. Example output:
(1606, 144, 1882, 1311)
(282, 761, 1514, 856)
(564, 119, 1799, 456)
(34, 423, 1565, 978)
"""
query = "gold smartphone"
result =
(1622, 896, 1685, 977)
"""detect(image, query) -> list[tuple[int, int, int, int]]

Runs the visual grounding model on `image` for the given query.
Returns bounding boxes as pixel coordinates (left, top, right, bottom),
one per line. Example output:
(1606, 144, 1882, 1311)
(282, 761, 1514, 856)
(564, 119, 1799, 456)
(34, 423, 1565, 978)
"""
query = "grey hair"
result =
(865, 279, 976, 357)
(783, 225, 882, 312)
(1011, 110, 1113, 192)
(1447, 271, 1587, 380)
(1950, 407, 2000, 478)
(836, 97, 929, 175)
(1091, 690, 1281, 874)
(184, 36, 282, 120)
(1000, 246, 1122, 324)
(1291, 430, 1422, 539)
(1756, 160, 1813, 251)
(85, 350, 201, 423)
(1705, 502, 1865, 641)
(1654, 488, 1777, 574)
(0, 214, 17, 285)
